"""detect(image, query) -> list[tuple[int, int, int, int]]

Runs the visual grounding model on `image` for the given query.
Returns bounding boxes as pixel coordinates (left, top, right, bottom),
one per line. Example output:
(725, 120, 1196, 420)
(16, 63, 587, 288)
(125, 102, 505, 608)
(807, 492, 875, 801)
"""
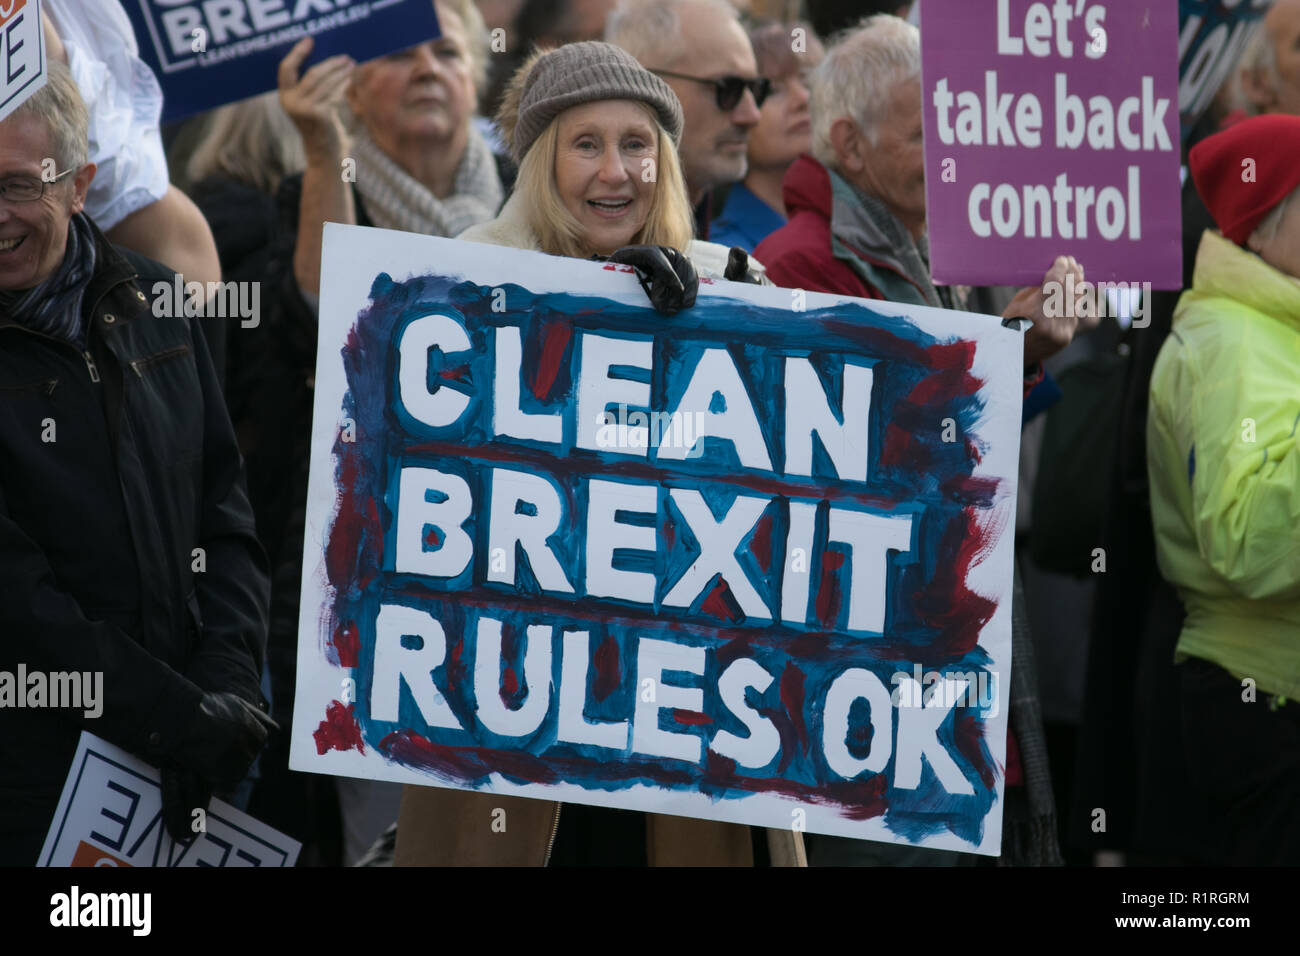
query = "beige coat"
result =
(393, 192, 801, 867)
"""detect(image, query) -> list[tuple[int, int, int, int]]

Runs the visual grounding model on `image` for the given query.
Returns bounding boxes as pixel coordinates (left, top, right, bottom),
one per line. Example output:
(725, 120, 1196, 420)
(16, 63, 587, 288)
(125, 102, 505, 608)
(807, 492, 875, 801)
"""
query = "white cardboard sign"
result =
(291, 224, 1023, 856)
(39, 732, 300, 867)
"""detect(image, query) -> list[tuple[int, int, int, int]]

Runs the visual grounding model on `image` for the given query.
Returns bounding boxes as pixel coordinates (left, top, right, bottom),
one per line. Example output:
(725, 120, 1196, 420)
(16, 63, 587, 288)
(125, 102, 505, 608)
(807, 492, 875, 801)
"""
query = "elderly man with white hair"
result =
(755, 14, 1084, 381)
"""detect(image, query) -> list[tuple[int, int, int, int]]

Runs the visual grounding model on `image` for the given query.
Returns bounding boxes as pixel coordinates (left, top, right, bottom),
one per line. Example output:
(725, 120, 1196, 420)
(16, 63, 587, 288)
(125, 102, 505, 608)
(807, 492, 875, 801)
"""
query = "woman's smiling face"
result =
(553, 100, 659, 256)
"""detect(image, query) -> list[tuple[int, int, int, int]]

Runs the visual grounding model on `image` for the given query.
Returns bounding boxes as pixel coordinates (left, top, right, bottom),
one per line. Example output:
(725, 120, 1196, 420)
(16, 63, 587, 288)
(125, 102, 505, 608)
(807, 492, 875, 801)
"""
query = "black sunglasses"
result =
(653, 69, 771, 111)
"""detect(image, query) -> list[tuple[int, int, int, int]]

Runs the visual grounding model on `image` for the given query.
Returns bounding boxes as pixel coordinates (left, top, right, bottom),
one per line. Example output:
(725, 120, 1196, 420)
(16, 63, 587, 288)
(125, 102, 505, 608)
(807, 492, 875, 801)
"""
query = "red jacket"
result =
(756, 154, 1043, 396)
(755, 154, 925, 302)
(755, 158, 880, 298)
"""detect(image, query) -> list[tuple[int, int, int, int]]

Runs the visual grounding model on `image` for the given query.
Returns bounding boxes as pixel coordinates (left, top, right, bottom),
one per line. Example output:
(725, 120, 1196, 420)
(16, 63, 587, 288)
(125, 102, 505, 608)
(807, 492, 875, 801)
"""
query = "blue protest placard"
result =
(290, 224, 1025, 856)
(122, 0, 441, 123)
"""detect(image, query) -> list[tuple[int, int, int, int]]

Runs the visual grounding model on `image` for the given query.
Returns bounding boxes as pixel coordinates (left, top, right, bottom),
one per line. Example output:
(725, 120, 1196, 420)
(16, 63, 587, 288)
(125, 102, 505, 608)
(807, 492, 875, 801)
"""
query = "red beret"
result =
(1188, 113, 1300, 246)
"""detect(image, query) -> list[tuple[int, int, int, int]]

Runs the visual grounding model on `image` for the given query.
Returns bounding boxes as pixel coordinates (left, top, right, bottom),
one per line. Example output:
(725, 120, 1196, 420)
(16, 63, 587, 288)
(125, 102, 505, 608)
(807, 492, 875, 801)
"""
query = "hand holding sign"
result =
(278, 36, 354, 159)
(280, 34, 359, 300)
(40, 733, 300, 867)
(178, 691, 278, 790)
(1003, 254, 1092, 366)
(606, 244, 700, 315)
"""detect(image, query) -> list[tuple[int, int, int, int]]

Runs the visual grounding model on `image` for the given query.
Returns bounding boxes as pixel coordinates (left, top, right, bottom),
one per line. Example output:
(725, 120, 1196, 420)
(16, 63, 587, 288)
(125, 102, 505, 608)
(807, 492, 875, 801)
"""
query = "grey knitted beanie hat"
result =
(512, 41, 684, 162)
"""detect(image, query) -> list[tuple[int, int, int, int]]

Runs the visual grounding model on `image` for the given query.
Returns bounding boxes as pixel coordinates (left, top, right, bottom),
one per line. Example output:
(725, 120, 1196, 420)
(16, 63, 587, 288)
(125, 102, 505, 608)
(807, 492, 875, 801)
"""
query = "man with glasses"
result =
(0, 64, 272, 865)
(606, 0, 766, 237)
(710, 19, 824, 253)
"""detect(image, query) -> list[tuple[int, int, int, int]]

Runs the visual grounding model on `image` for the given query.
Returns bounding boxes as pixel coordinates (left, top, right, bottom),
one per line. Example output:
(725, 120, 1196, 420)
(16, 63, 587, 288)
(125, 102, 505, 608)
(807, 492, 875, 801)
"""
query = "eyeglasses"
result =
(0, 167, 74, 203)
(653, 70, 771, 111)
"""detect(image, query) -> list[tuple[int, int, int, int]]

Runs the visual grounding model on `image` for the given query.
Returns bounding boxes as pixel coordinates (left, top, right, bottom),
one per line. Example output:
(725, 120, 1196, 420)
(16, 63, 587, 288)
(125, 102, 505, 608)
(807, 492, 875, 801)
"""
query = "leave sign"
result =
(0, 0, 46, 123)
(290, 224, 1024, 855)
(123, 0, 441, 122)
(39, 733, 300, 867)
(921, 0, 1182, 289)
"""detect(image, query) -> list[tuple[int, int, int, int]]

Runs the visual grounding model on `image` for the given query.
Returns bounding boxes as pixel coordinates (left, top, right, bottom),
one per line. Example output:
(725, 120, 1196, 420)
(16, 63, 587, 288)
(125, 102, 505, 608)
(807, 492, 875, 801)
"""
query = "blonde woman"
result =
(184, 93, 306, 387)
(459, 41, 766, 294)
(395, 42, 787, 867)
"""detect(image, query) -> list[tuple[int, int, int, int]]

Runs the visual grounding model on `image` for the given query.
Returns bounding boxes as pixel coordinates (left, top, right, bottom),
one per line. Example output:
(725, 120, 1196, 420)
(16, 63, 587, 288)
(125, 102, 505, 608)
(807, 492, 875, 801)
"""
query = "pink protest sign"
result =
(921, 0, 1182, 289)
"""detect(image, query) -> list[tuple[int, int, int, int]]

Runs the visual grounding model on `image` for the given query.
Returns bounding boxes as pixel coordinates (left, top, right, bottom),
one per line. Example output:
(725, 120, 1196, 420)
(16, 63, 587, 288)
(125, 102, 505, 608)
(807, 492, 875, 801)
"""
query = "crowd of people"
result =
(1, 0, 1296, 867)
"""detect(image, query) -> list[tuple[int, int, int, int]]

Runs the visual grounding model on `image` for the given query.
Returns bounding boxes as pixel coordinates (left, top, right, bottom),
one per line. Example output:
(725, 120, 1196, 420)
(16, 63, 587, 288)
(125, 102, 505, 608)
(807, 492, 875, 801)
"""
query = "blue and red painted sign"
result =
(291, 225, 1023, 855)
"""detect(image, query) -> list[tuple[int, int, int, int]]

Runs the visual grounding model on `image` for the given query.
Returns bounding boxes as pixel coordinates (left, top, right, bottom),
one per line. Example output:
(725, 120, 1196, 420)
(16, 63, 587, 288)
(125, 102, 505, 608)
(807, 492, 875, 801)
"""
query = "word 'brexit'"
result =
(385, 312, 914, 636)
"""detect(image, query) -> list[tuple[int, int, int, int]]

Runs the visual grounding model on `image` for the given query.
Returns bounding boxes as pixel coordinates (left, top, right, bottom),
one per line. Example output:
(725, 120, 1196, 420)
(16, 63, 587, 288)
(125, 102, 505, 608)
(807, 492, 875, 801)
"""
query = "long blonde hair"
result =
(186, 92, 305, 195)
(512, 105, 694, 258)
(498, 50, 694, 259)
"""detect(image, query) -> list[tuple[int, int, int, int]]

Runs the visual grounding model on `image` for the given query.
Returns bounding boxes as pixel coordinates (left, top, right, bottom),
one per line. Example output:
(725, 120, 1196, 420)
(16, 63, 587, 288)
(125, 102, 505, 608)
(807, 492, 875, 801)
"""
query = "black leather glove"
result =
(161, 766, 213, 844)
(607, 245, 698, 315)
(176, 691, 278, 790)
(724, 246, 760, 284)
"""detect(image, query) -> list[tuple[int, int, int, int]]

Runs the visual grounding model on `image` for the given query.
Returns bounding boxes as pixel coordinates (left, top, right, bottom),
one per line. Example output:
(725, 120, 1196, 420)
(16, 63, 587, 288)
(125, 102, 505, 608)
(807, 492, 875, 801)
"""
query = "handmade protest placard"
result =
(921, 0, 1182, 289)
(0, 0, 46, 123)
(39, 733, 300, 867)
(122, 0, 441, 123)
(290, 223, 1024, 855)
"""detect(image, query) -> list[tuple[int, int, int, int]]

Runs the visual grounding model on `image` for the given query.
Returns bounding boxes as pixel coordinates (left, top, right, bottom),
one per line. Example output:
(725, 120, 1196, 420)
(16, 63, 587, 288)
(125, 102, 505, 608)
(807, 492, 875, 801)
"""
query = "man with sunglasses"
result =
(0, 65, 272, 865)
(606, 0, 766, 237)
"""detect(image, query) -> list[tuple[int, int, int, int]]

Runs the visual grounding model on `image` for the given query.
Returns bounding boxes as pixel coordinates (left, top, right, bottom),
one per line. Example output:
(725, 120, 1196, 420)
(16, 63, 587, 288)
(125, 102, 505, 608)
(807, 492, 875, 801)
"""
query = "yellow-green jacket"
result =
(1148, 230, 1300, 700)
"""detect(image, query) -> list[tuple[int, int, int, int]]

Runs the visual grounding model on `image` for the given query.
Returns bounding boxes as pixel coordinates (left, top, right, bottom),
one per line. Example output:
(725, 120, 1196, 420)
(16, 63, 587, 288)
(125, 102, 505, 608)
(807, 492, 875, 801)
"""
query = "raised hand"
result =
(278, 36, 355, 159)
(1004, 255, 1087, 367)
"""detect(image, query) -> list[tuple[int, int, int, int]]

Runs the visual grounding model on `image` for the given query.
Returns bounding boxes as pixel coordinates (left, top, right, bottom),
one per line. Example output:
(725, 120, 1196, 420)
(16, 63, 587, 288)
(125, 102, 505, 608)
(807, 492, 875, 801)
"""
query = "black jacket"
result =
(0, 217, 270, 864)
(190, 175, 287, 388)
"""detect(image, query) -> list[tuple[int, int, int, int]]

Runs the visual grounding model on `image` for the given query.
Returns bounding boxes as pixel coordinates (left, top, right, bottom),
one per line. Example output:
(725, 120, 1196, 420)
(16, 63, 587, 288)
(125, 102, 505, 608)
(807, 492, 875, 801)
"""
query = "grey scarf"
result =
(829, 169, 969, 312)
(351, 124, 503, 238)
(855, 189, 945, 307)
(0, 212, 97, 347)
